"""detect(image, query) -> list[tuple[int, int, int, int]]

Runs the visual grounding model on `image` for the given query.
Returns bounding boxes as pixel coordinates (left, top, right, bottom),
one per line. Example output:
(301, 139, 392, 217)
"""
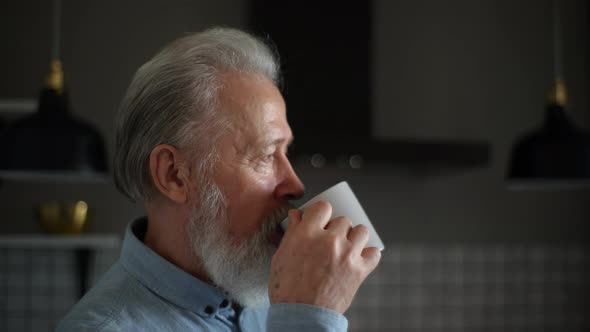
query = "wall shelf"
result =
(0, 99, 36, 121)
(0, 170, 111, 184)
(0, 99, 36, 113)
(0, 234, 120, 249)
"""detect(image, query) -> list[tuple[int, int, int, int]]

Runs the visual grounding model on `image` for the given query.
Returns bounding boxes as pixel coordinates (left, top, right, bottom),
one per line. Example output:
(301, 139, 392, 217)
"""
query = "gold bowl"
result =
(36, 200, 91, 234)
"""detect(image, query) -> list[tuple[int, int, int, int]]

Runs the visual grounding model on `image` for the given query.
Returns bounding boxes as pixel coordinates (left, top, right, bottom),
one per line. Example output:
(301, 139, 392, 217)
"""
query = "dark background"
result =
(0, 0, 589, 243)
(1, 1, 589, 331)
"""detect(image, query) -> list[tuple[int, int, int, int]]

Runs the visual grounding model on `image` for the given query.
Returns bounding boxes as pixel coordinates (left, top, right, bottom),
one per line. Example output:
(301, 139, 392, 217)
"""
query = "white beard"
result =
(187, 180, 289, 308)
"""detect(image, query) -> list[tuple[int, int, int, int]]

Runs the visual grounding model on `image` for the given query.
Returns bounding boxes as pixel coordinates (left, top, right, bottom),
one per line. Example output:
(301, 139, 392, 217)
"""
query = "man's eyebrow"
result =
(262, 136, 294, 148)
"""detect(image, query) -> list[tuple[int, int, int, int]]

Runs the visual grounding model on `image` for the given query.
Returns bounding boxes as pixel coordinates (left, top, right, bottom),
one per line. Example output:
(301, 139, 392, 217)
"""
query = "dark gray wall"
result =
(365, 0, 590, 243)
(1, 0, 589, 243)
(0, 0, 246, 234)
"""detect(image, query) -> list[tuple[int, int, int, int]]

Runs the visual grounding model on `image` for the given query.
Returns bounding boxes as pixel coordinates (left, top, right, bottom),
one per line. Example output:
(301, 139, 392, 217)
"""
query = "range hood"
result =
(250, 0, 489, 170)
(289, 136, 489, 170)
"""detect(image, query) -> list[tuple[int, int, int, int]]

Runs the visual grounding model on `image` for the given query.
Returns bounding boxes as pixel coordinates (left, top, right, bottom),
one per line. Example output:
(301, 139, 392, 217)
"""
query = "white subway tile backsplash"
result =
(0, 244, 588, 331)
(0, 247, 118, 332)
(348, 245, 589, 332)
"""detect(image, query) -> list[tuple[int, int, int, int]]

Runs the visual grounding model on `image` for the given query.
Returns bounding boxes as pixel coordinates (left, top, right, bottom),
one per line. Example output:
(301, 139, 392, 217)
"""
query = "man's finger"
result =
(361, 246, 381, 272)
(282, 209, 302, 240)
(347, 224, 370, 254)
(287, 209, 302, 228)
(325, 216, 353, 236)
(299, 201, 332, 230)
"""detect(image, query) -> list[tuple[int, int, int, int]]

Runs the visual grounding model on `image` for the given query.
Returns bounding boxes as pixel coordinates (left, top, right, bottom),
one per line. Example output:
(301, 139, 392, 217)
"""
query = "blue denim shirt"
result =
(56, 218, 347, 331)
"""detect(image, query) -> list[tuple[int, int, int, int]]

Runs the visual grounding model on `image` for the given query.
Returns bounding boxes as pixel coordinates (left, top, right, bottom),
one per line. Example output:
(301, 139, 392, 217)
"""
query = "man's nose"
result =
(276, 161, 305, 201)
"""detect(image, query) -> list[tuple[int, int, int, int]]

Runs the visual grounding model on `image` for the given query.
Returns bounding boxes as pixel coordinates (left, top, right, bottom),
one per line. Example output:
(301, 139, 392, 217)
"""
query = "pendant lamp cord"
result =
(51, 0, 62, 60)
(552, 0, 563, 80)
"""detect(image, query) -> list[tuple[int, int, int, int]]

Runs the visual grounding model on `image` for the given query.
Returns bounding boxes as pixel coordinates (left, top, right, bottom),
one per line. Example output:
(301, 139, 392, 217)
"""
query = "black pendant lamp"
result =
(0, 0, 107, 181)
(507, 0, 590, 189)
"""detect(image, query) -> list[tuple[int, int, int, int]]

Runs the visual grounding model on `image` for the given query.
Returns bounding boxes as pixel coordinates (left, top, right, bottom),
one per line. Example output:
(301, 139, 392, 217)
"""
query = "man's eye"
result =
(262, 154, 275, 163)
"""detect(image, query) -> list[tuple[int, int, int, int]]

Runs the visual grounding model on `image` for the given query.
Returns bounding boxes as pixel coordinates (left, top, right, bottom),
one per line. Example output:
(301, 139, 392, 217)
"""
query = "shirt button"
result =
(220, 299, 230, 308)
(204, 305, 215, 315)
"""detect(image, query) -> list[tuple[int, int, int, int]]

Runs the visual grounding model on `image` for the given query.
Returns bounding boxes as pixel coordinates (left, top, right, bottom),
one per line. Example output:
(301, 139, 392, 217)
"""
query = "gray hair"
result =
(113, 27, 280, 202)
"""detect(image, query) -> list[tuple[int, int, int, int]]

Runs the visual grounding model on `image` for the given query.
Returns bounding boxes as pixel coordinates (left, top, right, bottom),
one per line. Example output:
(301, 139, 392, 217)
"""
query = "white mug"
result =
(281, 181, 385, 251)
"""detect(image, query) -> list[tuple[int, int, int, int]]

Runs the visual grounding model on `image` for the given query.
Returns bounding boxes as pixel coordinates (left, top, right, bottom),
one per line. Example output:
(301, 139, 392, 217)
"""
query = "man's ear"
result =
(148, 144, 192, 204)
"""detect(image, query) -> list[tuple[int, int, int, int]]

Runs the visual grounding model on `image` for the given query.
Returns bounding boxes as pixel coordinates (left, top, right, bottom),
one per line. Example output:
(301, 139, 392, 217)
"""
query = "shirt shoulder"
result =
(56, 263, 136, 331)
(56, 262, 217, 332)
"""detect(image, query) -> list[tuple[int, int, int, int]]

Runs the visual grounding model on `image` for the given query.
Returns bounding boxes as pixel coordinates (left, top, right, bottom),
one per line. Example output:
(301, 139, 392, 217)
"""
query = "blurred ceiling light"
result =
(507, 0, 590, 190)
(0, 0, 107, 180)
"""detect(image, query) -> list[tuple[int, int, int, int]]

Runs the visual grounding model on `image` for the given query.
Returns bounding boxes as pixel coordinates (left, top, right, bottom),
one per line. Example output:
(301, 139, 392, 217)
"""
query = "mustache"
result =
(259, 203, 294, 235)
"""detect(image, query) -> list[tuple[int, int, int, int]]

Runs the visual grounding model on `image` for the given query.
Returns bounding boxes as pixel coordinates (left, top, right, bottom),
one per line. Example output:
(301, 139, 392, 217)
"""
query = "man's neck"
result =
(144, 201, 213, 284)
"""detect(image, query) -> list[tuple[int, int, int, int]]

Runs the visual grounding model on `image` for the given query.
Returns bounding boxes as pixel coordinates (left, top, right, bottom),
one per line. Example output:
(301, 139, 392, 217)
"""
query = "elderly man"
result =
(57, 27, 380, 331)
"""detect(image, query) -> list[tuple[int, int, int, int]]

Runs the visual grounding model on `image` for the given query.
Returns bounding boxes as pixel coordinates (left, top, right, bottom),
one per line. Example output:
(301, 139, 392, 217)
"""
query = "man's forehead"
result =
(216, 71, 292, 149)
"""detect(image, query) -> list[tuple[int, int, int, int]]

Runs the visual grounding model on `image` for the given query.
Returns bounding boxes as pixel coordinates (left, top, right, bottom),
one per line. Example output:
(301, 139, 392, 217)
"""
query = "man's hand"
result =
(269, 201, 381, 313)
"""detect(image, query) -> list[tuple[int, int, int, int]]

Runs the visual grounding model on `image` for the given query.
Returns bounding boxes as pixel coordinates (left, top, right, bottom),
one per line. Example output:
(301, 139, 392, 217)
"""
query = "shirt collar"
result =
(120, 217, 235, 318)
